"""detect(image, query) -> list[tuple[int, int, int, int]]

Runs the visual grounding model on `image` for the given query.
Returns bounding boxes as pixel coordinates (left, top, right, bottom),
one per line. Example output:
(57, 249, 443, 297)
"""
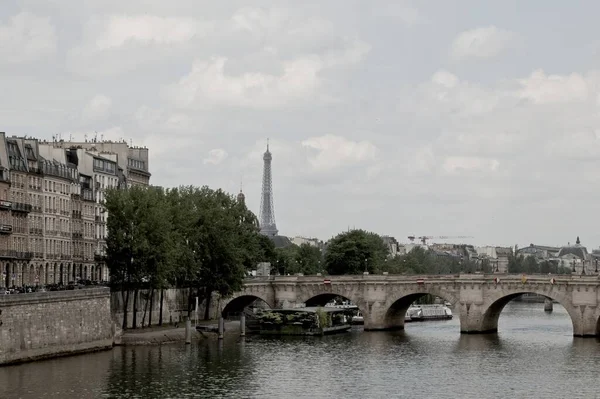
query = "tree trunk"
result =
(132, 288, 139, 329)
(141, 291, 149, 327)
(148, 289, 154, 327)
(158, 289, 164, 326)
(203, 288, 212, 320)
(122, 289, 130, 330)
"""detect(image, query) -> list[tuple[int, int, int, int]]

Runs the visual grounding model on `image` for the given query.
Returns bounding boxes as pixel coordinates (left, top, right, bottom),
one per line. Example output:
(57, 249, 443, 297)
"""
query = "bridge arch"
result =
(381, 286, 459, 331)
(221, 294, 272, 318)
(476, 289, 580, 335)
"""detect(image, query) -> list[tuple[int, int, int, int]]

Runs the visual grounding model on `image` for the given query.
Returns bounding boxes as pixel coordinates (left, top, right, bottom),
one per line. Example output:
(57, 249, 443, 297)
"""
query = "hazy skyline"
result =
(2, 1, 600, 248)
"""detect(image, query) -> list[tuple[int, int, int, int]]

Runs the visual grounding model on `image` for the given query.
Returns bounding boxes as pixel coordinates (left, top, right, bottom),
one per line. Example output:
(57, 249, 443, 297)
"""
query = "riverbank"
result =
(118, 320, 242, 346)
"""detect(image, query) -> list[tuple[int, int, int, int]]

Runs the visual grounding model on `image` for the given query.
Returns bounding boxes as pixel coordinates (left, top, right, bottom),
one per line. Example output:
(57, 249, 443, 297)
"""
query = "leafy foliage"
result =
(324, 229, 389, 275)
(273, 243, 324, 275)
(105, 185, 270, 324)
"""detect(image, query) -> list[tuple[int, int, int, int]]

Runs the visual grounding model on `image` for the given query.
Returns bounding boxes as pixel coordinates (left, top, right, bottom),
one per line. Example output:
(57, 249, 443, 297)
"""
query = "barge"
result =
(405, 305, 453, 322)
(248, 307, 352, 336)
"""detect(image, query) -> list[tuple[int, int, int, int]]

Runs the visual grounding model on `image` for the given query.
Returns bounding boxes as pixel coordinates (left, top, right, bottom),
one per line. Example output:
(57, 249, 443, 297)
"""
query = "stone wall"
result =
(0, 288, 114, 365)
(111, 289, 223, 329)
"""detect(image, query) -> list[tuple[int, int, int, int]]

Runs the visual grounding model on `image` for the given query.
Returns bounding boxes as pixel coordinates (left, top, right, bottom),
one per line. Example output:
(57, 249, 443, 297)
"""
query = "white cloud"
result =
(95, 15, 204, 49)
(0, 12, 56, 63)
(441, 156, 500, 175)
(203, 149, 228, 165)
(301, 134, 378, 171)
(517, 69, 589, 104)
(450, 26, 516, 60)
(169, 56, 323, 109)
(82, 95, 112, 121)
(431, 70, 459, 88)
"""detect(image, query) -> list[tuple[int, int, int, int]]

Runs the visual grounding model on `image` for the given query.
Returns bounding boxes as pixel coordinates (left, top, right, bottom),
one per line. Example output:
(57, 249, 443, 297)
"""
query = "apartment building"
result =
(39, 139, 150, 187)
(0, 134, 150, 289)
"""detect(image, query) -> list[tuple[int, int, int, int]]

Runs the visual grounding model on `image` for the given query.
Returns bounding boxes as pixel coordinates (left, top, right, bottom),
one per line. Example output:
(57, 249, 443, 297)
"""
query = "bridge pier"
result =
(544, 298, 553, 312)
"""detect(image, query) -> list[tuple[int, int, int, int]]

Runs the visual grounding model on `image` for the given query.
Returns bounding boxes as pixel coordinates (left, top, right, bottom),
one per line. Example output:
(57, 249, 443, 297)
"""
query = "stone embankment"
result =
(0, 288, 113, 366)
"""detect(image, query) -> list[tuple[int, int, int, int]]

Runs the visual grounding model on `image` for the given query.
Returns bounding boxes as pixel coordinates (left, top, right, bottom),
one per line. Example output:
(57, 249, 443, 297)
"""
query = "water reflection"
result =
(0, 302, 599, 399)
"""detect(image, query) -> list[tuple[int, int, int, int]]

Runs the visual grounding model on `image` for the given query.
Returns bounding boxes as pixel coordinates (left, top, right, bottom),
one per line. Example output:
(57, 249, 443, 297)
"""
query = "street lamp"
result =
(582, 259, 586, 275)
(571, 260, 576, 273)
(364, 258, 368, 275)
(595, 258, 598, 274)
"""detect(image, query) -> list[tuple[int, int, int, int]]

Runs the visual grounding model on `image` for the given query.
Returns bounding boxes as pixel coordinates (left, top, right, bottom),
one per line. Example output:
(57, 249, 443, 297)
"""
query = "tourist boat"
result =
(248, 307, 352, 336)
(351, 311, 364, 325)
(405, 305, 453, 322)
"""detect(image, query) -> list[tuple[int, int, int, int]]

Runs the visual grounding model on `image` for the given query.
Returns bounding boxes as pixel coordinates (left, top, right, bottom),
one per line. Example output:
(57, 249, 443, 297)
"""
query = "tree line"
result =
(105, 185, 276, 329)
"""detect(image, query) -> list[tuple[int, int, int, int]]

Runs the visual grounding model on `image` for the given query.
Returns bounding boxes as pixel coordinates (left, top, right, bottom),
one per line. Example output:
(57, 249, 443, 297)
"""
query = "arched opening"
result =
(482, 292, 575, 335)
(29, 264, 34, 285)
(59, 263, 64, 284)
(45, 263, 49, 285)
(384, 293, 455, 331)
(221, 295, 271, 320)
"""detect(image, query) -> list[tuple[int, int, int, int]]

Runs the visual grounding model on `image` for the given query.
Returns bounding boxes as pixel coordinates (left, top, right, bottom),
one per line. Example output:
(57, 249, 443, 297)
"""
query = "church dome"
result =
(558, 236, 588, 259)
(237, 190, 245, 205)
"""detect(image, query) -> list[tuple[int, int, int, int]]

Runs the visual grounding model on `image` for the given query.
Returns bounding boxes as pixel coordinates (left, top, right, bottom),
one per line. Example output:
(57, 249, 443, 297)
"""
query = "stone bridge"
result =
(222, 274, 600, 337)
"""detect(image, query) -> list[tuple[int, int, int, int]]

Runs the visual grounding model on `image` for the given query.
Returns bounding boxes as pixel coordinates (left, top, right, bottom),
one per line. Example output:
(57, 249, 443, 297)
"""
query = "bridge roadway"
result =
(223, 273, 600, 337)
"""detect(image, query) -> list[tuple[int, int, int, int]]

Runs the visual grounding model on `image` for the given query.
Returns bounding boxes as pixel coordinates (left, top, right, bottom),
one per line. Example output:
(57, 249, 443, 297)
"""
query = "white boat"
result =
(351, 311, 364, 325)
(405, 305, 452, 322)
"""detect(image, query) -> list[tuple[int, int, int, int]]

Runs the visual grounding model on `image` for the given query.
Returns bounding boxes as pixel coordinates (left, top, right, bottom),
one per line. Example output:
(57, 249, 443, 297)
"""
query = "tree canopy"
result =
(105, 185, 271, 323)
(324, 230, 389, 275)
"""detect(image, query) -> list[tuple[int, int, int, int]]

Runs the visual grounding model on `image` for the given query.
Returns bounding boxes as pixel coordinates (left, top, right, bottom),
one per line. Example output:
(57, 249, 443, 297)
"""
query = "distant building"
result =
(556, 236, 590, 274)
(291, 236, 323, 249)
(516, 244, 560, 261)
(381, 236, 399, 257)
(475, 246, 513, 273)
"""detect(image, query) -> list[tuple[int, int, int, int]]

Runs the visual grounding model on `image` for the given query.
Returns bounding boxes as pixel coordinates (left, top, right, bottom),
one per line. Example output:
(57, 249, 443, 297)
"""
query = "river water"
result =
(1, 302, 600, 398)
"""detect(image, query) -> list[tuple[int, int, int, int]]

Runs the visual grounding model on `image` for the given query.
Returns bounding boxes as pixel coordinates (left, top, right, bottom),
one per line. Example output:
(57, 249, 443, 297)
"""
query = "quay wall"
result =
(0, 288, 113, 366)
(111, 289, 223, 329)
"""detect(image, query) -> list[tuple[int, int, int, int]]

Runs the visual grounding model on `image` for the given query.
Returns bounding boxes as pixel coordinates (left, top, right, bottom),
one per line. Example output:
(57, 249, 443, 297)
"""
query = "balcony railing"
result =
(12, 202, 32, 213)
(28, 227, 42, 235)
(0, 250, 32, 259)
(0, 224, 12, 234)
(0, 200, 12, 210)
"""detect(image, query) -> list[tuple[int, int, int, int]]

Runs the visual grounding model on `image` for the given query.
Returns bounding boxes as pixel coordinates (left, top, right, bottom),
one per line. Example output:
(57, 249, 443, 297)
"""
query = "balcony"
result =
(0, 250, 32, 259)
(16, 251, 33, 260)
(0, 224, 12, 234)
(12, 202, 32, 213)
(72, 210, 82, 219)
(28, 227, 42, 235)
(0, 200, 12, 210)
(72, 232, 83, 239)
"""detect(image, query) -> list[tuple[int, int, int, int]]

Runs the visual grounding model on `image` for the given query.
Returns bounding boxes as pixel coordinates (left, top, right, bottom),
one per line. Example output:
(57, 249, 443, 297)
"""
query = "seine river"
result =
(1, 302, 600, 398)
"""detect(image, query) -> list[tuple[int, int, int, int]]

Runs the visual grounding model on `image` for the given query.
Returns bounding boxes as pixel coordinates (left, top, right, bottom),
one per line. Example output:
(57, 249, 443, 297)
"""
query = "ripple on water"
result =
(0, 302, 599, 398)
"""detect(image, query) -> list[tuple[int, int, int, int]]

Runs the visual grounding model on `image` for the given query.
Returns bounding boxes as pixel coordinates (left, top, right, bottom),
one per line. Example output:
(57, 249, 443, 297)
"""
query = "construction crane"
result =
(407, 235, 474, 245)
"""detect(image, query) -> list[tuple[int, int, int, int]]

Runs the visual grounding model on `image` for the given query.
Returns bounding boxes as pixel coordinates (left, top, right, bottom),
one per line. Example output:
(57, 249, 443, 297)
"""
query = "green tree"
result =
(295, 243, 323, 275)
(174, 186, 263, 319)
(274, 245, 299, 275)
(105, 186, 172, 329)
(324, 230, 389, 275)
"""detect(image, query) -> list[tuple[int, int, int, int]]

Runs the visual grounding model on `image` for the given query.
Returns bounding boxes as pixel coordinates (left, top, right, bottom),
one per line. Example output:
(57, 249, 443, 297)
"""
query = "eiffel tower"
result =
(259, 140, 278, 236)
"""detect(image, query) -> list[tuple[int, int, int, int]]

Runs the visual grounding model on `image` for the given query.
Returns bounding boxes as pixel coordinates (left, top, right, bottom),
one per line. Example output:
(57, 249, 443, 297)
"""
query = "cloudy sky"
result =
(2, 1, 600, 248)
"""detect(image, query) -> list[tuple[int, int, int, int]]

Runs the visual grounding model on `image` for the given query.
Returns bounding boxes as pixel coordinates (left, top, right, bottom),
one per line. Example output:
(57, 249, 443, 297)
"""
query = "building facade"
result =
(0, 134, 150, 289)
